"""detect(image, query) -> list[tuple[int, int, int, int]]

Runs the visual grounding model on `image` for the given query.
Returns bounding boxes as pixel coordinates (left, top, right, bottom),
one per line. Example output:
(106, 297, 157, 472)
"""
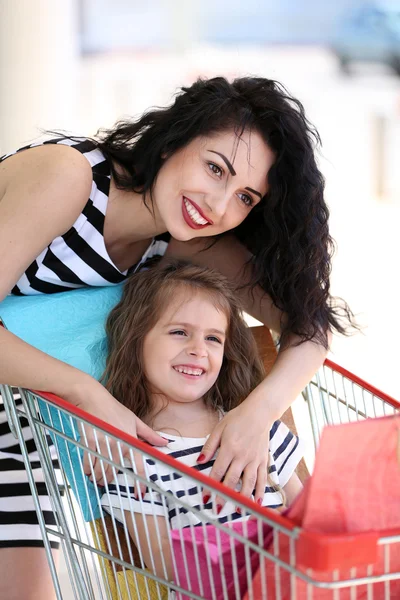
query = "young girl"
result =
(100, 261, 304, 580)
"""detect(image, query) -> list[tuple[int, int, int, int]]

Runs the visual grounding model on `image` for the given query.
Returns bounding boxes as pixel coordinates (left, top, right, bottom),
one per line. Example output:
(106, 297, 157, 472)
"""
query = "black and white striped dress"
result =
(0, 137, 170, 548)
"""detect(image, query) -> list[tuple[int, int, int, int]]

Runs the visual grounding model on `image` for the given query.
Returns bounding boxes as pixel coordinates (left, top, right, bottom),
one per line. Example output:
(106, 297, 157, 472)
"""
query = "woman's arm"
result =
(0, 144, 94, 390)
(0, 146, 167, 478)
(0, 325, 167, 483)
(166, 235, 328, 502)
(244, 331, 329, 424)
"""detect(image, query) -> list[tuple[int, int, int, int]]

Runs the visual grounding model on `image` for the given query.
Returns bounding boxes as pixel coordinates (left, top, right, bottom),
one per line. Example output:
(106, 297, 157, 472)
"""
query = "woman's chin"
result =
(167, 225, 198, 242)
(166, 217, 214, 242)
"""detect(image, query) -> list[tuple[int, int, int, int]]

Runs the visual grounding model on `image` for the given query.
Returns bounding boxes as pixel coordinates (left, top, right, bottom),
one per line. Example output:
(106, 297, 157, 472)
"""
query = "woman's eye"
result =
(238, 192, 254, 207)
(208, 162, 223, 178)
(170, 330, 186, 336)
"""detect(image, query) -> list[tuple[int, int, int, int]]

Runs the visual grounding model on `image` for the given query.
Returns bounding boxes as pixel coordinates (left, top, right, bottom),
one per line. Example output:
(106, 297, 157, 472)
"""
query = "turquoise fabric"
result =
(0, 285, 124, 520)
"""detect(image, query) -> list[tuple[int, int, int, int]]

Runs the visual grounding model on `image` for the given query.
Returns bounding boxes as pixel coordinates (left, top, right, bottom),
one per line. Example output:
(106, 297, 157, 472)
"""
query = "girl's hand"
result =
(198, 395, 272, 508)
(63, 379, 168, 489)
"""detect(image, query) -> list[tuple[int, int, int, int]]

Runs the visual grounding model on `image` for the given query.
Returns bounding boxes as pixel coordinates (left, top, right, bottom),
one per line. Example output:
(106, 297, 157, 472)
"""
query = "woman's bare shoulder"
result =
(0, 143, 94, 298)
(0, 142, 93, 197)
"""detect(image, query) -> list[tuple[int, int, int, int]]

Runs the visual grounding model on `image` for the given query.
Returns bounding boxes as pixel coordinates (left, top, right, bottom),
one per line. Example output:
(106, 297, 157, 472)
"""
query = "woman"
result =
(0, 76, 351, 599)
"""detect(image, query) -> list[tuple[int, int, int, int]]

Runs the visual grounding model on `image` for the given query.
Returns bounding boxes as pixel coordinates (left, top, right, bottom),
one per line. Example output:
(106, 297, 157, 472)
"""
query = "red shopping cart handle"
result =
(325, 358, 400, 410)
(29, 387, 298, 531)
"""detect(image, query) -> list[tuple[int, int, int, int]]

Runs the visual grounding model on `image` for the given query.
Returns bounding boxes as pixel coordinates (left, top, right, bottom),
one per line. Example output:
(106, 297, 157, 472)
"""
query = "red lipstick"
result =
(182, 197, 213, 230)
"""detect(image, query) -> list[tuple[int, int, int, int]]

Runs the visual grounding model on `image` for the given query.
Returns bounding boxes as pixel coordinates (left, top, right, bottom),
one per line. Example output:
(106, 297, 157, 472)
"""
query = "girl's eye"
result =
(170, 330, 186, 336)
(206, 335, 222, 344)
(238, 192, 254, 207)
(208, 162, 223, 178)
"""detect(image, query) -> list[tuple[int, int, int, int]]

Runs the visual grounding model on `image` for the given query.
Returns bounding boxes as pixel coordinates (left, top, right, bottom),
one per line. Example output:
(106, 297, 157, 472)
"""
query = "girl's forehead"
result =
(158, 289, 229, 327)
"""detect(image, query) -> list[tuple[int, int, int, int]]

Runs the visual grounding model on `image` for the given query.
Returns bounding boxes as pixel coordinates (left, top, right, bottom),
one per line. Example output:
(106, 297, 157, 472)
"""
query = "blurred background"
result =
(1, 0, 399, 400)
(0, 2, 399, 594)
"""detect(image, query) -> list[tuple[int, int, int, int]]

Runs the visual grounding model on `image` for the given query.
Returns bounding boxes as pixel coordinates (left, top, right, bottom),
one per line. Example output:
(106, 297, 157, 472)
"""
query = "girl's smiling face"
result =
(151, 129, 274, 241)
(142, 289, 228, 408)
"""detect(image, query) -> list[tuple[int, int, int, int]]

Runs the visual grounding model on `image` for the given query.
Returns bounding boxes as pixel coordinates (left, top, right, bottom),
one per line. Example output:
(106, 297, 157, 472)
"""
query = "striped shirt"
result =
(101, 420, 304, 530)
(0, 137, 170, 296)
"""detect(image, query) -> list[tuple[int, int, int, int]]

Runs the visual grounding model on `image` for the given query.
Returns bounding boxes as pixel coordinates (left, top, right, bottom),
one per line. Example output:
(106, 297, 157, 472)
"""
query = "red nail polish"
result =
(216, 504, 223, 515)
(197, 453, 206, 463)
(203, 494, 211, 505)
(236, 507, 242, 514)
(257, 498, 263, 506)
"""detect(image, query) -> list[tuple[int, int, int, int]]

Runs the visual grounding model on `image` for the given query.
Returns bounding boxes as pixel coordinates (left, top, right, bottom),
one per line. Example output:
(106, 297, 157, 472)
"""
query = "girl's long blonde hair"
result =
(102, 260, 265, 419)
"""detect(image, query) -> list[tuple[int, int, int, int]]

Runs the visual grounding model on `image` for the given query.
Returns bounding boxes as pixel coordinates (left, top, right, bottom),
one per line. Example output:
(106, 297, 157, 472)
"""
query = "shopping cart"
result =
(1, 357, 399, 599)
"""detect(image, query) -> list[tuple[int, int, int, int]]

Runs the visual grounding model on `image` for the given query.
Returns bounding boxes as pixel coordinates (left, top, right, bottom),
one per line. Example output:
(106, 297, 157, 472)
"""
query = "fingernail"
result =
(203, 494, 211, 505)
(257, 498, 263, 506)
(236, 507, 242, 514)
(161, 437, 170, 442)
(197, 453, 206, 463)
(216, 504, 223, 515)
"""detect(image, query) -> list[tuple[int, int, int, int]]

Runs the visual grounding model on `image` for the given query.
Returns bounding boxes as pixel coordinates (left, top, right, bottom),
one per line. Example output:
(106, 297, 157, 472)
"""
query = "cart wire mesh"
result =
(1, 358, 399, 600)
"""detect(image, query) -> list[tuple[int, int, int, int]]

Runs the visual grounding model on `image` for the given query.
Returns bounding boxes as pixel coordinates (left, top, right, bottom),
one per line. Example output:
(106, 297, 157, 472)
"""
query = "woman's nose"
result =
(205, 192, 230, 220)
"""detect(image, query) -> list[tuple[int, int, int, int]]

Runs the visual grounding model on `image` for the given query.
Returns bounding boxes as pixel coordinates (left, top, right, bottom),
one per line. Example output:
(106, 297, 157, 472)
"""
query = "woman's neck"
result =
(103, 180, 167, 271)
(147, 397, 220, 439)
(106, 178, 166, 246)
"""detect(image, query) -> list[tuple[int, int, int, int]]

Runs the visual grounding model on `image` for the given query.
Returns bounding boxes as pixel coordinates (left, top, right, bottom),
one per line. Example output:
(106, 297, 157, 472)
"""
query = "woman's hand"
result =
(63, 378, 168, 489)
(198, 392, 273, 508)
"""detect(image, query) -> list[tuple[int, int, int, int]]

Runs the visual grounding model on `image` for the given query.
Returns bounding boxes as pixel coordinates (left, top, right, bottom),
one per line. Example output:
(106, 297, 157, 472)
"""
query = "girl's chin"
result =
(172, 391, 210, 403)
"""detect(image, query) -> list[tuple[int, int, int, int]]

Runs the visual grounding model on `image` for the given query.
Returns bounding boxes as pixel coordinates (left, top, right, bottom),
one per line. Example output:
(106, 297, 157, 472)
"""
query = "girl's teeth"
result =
(184, 199, 208, 226)
(174, 366, 203, 376)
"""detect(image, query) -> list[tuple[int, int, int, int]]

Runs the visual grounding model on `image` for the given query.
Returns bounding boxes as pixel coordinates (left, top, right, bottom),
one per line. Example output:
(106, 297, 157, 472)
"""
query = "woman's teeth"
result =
(184, 198, 208, 226)
(174, 366, 204, 376)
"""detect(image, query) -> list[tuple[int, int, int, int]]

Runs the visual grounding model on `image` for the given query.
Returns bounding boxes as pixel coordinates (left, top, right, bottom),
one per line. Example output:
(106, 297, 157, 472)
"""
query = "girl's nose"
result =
(187, 338, 208, 358)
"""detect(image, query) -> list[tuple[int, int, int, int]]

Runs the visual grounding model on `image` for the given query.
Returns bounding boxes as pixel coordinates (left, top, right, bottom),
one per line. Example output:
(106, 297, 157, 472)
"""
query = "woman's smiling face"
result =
(151, 129, 274, 241)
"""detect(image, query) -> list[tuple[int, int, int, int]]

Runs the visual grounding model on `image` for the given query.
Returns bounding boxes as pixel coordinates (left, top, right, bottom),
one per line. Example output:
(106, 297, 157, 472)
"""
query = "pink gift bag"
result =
(246, 415, 400, 600)
(171, 519, 271, 600)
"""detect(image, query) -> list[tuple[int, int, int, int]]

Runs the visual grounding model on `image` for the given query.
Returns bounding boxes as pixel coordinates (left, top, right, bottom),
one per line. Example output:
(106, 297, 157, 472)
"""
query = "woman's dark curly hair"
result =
(96, 76, 354, 348)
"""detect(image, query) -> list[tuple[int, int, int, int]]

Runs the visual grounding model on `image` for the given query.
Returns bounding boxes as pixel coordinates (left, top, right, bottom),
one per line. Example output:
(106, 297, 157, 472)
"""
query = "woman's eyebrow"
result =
(209, 151, 236, 176)
(245, 187, 262, 199)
